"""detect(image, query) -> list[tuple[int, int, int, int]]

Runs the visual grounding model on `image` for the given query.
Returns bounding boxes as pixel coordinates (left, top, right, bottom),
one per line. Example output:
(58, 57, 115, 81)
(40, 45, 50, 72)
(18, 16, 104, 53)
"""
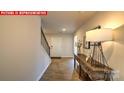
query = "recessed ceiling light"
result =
(62, 28, 66, 32)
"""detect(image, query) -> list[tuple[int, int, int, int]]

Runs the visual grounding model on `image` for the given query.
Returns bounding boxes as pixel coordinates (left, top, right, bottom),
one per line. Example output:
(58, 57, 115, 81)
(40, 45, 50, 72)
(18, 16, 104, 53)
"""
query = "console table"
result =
(74, 54, 114, 81)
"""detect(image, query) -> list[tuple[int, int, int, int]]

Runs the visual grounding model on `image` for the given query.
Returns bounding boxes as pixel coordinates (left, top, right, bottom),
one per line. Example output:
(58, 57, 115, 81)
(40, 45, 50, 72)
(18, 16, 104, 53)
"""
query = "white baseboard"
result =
(36, 59, 51, 81)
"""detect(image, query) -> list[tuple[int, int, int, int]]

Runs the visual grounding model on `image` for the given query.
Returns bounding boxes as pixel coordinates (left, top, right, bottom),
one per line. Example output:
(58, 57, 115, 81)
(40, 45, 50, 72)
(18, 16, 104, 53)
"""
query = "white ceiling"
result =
(41, 11, 96, 34)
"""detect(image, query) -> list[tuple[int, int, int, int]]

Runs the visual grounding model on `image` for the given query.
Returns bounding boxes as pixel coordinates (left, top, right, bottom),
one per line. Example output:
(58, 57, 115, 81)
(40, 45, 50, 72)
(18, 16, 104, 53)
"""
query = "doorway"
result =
(50, 36, 62, 57)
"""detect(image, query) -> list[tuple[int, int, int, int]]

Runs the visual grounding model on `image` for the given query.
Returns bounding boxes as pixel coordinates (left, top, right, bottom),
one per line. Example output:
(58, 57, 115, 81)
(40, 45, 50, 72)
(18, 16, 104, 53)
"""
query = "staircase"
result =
(41, 26, 50, 56)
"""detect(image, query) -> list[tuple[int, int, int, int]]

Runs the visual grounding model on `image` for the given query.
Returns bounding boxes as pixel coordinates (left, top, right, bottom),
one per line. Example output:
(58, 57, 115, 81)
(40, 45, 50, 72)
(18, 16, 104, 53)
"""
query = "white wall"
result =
(109, 26, 124, 80)
(75, 12, 124, 80)
(0, 16, 51, 80)
(46, 33, 73, 57)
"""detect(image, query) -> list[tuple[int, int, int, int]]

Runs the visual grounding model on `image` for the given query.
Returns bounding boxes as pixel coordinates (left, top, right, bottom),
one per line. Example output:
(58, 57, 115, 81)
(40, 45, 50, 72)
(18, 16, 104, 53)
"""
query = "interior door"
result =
(50, 36, 62, 57)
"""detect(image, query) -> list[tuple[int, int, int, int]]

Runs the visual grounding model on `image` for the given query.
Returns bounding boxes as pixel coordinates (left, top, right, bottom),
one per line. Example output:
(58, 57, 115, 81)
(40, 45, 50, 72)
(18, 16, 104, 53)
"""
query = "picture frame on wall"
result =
(83, 36, 90, 49)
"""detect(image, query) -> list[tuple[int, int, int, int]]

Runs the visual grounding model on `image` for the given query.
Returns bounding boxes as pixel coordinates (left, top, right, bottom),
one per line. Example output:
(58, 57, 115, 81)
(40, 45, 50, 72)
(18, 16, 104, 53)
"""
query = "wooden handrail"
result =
(41, 26, 50, 56)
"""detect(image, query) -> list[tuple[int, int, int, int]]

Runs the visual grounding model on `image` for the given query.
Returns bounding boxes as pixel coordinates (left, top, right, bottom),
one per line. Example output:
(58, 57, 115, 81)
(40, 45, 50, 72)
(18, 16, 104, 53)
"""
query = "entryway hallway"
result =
(40, 58, 80, 81)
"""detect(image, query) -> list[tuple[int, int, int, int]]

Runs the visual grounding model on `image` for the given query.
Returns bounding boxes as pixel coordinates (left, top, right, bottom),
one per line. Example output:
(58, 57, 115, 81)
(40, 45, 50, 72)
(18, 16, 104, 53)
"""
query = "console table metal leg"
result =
(79, 65, 81, 78)
(74, 57, 76, 69)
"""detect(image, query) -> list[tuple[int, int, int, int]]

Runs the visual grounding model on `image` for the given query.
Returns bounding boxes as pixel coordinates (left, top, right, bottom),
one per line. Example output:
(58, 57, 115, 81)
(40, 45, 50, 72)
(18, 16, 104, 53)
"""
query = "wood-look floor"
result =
(40, 58, 80, 81)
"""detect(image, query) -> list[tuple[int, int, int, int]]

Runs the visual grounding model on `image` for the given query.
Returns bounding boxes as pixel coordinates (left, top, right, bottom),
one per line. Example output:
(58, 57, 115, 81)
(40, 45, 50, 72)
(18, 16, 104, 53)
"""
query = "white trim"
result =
(35, 41, 52, 81)
(36, 58, 51, 81)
